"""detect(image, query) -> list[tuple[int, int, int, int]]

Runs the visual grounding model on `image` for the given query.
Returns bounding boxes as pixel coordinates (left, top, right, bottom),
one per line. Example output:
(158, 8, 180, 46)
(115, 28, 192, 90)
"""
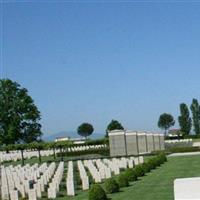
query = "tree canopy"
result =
(178, 103, 192, 136)
(106, 119, 124, 137)
(190, 98, 200, 135)
(0, 79, 42, 145)
(158, 113, 175, 135)
(77, 122, 94, 139)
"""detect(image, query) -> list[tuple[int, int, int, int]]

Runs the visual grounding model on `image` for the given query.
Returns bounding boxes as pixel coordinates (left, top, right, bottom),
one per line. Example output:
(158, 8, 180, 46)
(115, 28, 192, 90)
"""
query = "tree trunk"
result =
(38, 149, 41, 163)
(60, 147, 63, 161)
(21, 150, 24, 166)
(164, 129, 167, 136)
(53, 147, 56, 160)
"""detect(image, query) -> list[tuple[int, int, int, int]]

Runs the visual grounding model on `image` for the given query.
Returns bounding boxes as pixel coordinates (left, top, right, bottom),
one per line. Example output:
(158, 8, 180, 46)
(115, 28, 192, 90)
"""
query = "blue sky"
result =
(1, 1, 200, 136)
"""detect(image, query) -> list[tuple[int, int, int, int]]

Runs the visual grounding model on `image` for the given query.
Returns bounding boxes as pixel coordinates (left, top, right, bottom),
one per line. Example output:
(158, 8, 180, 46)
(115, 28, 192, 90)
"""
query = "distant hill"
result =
(42, 131, 105, 141)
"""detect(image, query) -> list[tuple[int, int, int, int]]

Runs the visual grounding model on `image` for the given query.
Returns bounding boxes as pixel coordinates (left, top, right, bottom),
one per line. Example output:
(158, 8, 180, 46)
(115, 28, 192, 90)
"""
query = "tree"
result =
(0, 79, 42, 145)
(190, 98, 200, 135)
(77, 123, 94, 139)
(55, 140, 72, 161)
(158, 113, 175, 135)
(15, 143, 27, 166)
(29, 142, 45, 163)
(105, 119, 124, 137)
(178, 103, 192, 136)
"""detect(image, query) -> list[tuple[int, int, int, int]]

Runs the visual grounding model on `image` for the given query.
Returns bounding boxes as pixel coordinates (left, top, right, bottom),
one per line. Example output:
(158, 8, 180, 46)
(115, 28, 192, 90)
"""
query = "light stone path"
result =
(168, 152, 200, 157)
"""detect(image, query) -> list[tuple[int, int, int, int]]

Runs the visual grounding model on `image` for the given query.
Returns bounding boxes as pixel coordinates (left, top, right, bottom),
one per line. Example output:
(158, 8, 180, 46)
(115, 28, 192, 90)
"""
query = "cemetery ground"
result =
(36, 155, 200, 200)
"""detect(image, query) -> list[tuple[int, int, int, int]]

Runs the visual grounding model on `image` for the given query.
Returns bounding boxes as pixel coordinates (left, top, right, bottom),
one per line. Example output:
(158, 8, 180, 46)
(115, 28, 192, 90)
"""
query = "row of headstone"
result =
(77, 161, 89, 190)
(1, 162, 56, 200)
(1, 155, 144, 199)
(165, 139, 193, 148)
(48, 162, 64, 199)
(0, 144, 107, 163)
(109, 130, 165, 156)
(68, 144, 107, 152)
(0, 150, 56, 162)
(66, 161, 75, 196)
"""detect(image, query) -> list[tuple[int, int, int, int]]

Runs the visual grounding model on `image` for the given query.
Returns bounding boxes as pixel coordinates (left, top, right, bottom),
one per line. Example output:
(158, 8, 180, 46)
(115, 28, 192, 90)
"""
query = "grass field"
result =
(39, 155, 200, 200)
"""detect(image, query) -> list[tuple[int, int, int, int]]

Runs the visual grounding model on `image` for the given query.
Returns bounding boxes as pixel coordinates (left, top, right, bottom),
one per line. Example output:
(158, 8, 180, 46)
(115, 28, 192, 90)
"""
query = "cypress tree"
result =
(190, 99, 200, 135)
(178, 103, 192, 136)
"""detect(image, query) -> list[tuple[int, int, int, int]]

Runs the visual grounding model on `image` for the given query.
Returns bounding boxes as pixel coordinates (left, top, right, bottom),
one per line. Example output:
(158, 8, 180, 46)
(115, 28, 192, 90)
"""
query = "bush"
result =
(158, 152, 167, 164)
(134, 164, 145, 177)
(169, 146, 200, 153)
(117, 173, 129, 187)
(89, 184, 107, 200)
(57, 147, 109, 157)
(104, 178, 119, 193)
(141, 162, 151, 173)
(124, 168, 137, 182)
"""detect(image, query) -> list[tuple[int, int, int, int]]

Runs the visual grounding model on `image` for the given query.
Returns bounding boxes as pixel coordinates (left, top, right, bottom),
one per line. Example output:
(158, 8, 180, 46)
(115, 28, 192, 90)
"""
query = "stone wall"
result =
(109, 130, 165, 156)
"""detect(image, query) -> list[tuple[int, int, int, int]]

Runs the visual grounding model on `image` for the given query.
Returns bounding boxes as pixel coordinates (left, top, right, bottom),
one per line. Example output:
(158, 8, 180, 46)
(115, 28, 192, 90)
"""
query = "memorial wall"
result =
(109, 130, 165, 156)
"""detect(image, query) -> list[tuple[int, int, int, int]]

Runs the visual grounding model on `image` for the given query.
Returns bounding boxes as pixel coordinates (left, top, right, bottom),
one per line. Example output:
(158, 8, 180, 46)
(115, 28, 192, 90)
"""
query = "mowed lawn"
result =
(57, 155, 200, 200)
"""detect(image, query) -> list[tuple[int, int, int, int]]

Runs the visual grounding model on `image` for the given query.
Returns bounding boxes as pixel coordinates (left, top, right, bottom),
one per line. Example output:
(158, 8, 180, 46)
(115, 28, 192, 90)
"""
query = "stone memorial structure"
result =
(174, 177, 200, 200)
(109, 130, 127, 156)
(109, 130, 165, 156)
(137, 133, 148, 154)
(146, 133, 155, 152)
(125, 131, 139, 155)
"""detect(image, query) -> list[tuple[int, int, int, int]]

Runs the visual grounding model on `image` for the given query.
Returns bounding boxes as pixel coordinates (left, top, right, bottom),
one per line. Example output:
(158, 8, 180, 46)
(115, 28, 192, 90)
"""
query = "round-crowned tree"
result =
(105, 119, 124, 137)
(0, 79, 42, 145)
(158, 113, 175, 135)
(77, 123, 94, 139)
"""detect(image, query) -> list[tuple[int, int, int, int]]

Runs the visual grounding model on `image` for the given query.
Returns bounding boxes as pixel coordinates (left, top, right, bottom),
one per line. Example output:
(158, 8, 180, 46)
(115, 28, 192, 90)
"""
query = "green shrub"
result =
(124, 168, 137, 182)
(157, 152, 167, 164)
(57, 147, 109, 157)
(147, 158, 158, 170)
(89, 184, 107, 200)
(169, 146, 200, 153)
(135, 164, 145, 177)
(104, 178, 119, 193)
(117, 173, 129, 187)
(141, 162, 151, 173)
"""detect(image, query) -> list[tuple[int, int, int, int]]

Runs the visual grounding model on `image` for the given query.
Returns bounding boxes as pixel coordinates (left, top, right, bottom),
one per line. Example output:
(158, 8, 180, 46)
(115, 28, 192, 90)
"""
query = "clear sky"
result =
(1, 1, 200, 137)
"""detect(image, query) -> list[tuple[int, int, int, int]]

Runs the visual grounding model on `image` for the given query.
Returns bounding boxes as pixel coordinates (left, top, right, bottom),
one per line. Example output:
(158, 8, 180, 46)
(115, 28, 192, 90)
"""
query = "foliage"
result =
(104, 178, 119, 194)
(134, 164, 145, 177)
(106, 119, 124, 137)
(178, 103, 192, 136)
(86, 138, 109, 145)
(117, 173, 129, 187)
(88, 184, 107, 200)
(141, 162, 152, 173)
(77, 123, 94, 139)
(158, 113, 175, 135)
(167, 146, 200, 153)
(57, 147, 109, 157)
(190, 99, 200, 135)
(124, 168, 137, 182)
(0, 79, 42, 145)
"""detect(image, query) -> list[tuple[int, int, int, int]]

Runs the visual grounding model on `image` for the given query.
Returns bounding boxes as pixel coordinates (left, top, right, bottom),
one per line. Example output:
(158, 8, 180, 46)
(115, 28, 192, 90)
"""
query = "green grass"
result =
(41, 155, 200, 200)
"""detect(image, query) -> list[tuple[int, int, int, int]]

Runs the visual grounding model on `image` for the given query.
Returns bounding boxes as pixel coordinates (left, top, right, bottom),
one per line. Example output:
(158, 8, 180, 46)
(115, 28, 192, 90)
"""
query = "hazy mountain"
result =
(42, 131, 105, 141)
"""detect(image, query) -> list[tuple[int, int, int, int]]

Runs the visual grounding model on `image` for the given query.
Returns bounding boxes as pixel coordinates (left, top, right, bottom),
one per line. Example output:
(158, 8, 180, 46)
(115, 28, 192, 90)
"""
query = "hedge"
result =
(104, 178, 119, 194)
(89, 184, 107, 200)
(57, 147, 109, 157)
